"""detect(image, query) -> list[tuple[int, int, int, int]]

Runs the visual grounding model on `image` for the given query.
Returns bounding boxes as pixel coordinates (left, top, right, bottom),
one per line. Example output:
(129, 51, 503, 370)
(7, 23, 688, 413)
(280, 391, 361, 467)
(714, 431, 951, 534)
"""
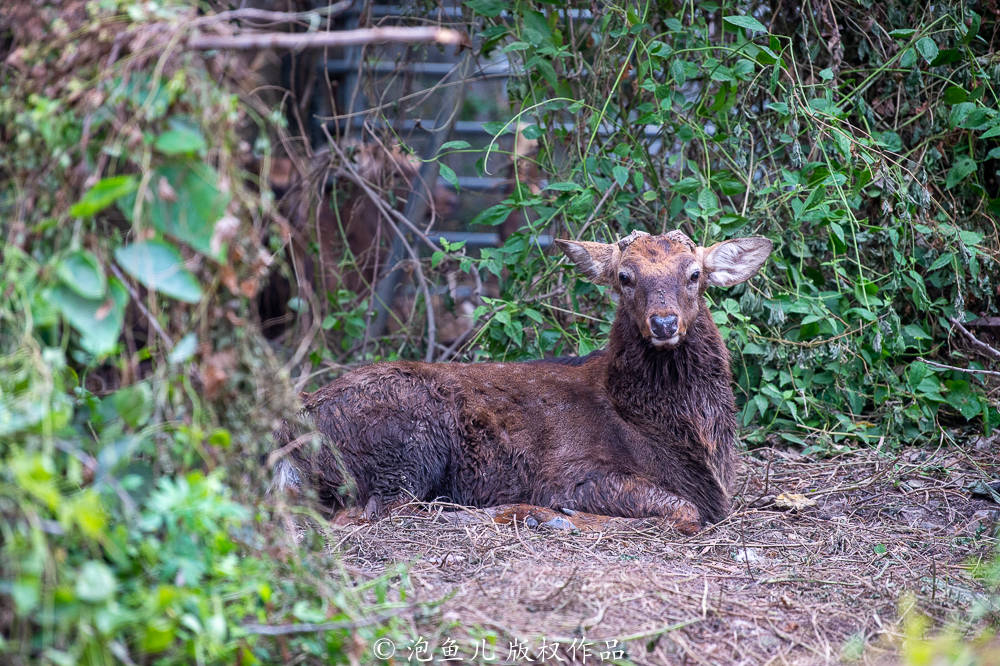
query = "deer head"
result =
(557, 230, 772, 350)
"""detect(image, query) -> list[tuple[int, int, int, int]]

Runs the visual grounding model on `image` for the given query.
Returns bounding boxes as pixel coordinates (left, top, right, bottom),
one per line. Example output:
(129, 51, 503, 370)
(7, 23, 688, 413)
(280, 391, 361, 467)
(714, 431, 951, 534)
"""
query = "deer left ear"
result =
(698, 237, 773, 287)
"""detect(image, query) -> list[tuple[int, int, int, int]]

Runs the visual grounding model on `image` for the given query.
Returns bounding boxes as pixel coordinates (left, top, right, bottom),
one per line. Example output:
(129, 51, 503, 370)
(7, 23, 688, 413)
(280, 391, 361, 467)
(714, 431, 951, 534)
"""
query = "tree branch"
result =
(918, 357, 1000, 378)
(189, 26, 465, 51)
(949, 316, 1000, 361)
(191, 2, 353, 28)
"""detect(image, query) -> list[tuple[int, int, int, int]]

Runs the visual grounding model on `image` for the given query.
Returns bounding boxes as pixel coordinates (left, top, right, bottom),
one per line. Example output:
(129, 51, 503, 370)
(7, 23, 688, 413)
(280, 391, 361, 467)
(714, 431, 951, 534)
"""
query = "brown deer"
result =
(271, 229, 772, 533)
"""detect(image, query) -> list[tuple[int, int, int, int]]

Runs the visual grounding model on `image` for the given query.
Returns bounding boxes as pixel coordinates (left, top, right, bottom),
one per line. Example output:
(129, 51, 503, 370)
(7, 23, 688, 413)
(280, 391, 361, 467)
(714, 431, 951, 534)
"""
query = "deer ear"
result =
(555, 239, 620, 286)
(698, 237, 773, 287)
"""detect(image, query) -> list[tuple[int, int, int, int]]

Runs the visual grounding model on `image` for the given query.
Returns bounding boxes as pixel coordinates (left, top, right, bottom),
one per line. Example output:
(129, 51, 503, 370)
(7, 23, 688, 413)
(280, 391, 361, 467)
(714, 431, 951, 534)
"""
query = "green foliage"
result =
(0, 2, 415, 663)
(457, 0, 999, 449)
(114, 240, 203, 304)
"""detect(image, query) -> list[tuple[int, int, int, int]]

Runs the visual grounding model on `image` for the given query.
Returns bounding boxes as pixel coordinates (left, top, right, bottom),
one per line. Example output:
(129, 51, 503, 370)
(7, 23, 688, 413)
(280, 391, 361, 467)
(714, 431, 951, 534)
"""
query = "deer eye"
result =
(690, 269, 701, 282)
(618, 271, 633, 286)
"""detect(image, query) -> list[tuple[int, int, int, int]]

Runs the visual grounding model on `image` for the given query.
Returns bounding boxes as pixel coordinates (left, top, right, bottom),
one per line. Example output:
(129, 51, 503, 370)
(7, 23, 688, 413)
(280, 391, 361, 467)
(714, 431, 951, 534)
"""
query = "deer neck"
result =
(605, 306, 735, 435)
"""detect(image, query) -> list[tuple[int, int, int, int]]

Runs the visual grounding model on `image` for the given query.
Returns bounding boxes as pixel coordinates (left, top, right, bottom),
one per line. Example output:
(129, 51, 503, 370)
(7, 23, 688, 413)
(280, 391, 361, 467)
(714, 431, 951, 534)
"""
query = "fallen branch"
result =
(918, 357, 1000, 378)
(189, 26, 465, 51)
(949, 316, 1000, 361)
(191, 2, 353, 28)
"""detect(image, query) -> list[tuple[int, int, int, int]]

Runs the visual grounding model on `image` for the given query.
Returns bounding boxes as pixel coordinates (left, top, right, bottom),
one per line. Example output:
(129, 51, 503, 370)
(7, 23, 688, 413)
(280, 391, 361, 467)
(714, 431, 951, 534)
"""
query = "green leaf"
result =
(11, 578, 40, 614)
(568, 190, 595, 217)
(949, 102, 976, 128)
(470, 203, 512, 228)
(439, 163, 458, 189)
(154, 120, 207, 156)
(902, 324, 930, 340)
(481, 121, 512, 136)
(119, 162, 230, 259)
(943, 85, 968, 104)
(915, 37, 938, 64)
(168, 332, 198, 364)
(60, 489, 105, 539)
(927, 253, 954, 271)
(945, 155, 976, 189)
(56, 250, 106, 299)
(981, 123, 1000, 139)
(522, 10, 555, 48)
(899, 47, 917, 68)
(612, 165, 629, 187)
(503, 41, 530, 52)
(697, 187, 719, 214)
(723, 15, 768, 34)
(110, 382, 154, 428)
(49, 279, 128, 357)
(69, 175, 138, 218)
(464, 0, 505, 17)
(959, 229, 983, 246)
(208, 428, 232, 448)
(76, 561, 116, 603)
(907, 361, 928, 389)
(545, 181, 582, 192)
(114, 240, 202, 303)
(945, 380, 982, 420)
(670, 59, 688, 85)
(438, 140, 471, 151)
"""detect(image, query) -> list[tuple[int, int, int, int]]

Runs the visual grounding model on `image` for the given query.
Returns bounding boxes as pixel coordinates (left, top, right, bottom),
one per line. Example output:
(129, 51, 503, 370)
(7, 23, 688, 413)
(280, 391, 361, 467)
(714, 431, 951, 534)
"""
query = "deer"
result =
(270, 229, 773, 534)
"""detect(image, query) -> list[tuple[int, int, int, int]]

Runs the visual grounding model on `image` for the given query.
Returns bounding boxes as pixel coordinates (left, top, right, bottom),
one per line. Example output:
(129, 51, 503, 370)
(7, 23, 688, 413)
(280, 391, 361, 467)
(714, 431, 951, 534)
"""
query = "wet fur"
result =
(274, 233, 767, 525)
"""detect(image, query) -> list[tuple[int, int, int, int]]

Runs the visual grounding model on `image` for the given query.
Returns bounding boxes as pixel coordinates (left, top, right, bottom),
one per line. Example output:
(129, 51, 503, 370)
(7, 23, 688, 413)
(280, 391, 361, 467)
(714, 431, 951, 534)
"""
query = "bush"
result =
(0, 3, 415, 663)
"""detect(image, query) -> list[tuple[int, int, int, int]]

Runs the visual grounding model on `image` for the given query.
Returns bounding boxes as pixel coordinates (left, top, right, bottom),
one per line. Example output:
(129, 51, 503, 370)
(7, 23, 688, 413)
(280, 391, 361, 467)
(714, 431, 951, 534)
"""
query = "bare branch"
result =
(918, 357, 1000, 378)
(949, 316, 1000, 361)
(109, 263, 174, 349)
(191, 2, 353, 28)
(189, 26, 465, 51)
(323, 135, 439, 362)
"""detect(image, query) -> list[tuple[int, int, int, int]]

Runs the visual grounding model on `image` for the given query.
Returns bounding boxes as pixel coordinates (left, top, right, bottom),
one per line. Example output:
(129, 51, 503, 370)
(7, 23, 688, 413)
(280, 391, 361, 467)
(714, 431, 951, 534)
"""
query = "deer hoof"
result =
(540, 515, 575, 530)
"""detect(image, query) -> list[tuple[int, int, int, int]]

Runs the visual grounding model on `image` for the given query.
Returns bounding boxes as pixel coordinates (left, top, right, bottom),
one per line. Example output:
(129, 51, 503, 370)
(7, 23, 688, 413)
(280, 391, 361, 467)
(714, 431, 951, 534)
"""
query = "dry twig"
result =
(949, 316, 1000, 361)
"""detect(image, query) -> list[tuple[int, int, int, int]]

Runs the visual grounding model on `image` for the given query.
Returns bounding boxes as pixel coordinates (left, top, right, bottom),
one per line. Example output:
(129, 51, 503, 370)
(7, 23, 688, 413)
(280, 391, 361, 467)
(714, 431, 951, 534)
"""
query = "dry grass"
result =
(306, 444, 999, 665)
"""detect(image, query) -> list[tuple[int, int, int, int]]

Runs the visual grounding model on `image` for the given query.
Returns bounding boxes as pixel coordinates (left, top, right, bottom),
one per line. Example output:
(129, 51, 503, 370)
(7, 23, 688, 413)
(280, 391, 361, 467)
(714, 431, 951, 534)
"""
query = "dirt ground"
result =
(323, 443, 1000, 665)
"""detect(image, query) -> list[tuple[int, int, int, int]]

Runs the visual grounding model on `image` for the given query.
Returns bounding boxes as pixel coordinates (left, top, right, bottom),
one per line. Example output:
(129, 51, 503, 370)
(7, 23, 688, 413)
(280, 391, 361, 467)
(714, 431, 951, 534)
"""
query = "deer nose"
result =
(650, 315, 678, 339)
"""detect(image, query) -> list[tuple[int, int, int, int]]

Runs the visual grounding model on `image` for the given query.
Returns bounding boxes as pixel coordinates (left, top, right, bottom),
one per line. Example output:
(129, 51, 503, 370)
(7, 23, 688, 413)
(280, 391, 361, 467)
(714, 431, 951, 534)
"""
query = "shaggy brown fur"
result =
(273, 230, 772, 530)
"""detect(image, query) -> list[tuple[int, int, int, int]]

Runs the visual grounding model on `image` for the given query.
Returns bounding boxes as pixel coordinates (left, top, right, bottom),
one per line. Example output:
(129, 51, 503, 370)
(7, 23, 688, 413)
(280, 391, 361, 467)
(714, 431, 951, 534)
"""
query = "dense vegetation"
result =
(460, 0, 999, 450)
(1, 0, 997, 663)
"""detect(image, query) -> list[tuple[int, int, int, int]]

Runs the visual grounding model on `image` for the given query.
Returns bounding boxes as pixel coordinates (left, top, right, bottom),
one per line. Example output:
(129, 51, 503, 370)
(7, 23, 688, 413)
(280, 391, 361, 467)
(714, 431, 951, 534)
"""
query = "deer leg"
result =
(469, 502, 699, 535)
(484, 504, 578, 530)
(562, 472, 702, 534)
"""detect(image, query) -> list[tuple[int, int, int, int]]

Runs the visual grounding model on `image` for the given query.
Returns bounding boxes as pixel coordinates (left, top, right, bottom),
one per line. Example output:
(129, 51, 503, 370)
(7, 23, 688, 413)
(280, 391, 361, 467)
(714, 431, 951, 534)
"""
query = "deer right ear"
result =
(555, 240, 620, 286)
